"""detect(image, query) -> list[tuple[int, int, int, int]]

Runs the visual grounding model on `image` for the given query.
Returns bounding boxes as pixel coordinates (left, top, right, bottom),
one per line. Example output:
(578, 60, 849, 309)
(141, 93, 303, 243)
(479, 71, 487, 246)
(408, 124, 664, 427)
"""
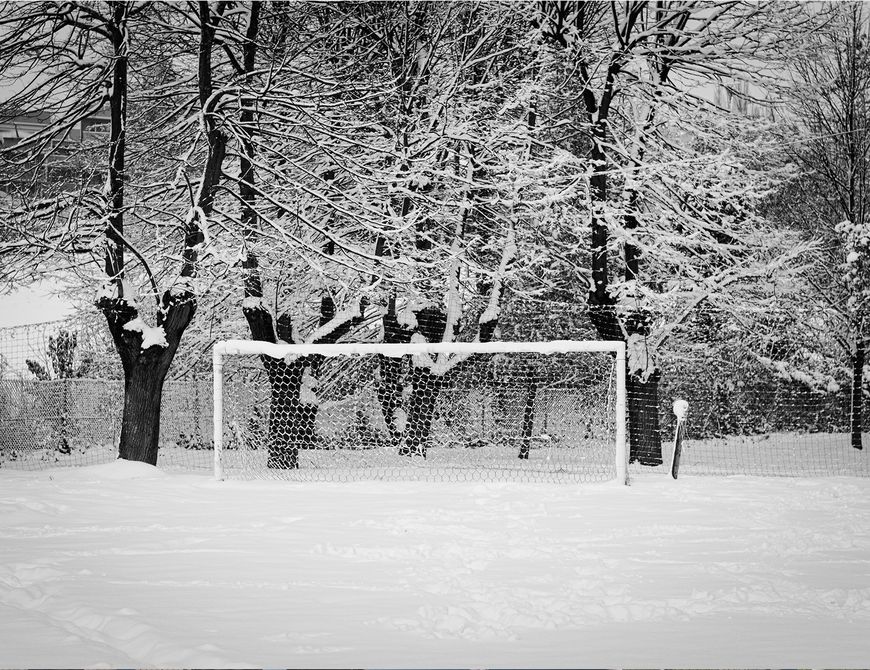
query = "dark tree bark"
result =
(400, 366, 440, 457)
(239, 0, 261, 298)
(517, 374, 538, 460)
(623, 204, 663, 465)
(234, 4, 372, 467)
(117, 357, 170, 464)
(377, 296, 413, 446)
(627, 369, 663, 465)
(588, 133, 613, 311)
(376, 300, 447, 457)
(100, 289, 196, 464)
(243, 292, 367, 469)
(852, 338, 865, 450)
(783, 5, 869, 452)
(373, 6, 514, 457)
(260, 356, 307, 469)
(240, 302, 307, 469)
(104, 1, 127, 284)
(587, 138, 663, 465)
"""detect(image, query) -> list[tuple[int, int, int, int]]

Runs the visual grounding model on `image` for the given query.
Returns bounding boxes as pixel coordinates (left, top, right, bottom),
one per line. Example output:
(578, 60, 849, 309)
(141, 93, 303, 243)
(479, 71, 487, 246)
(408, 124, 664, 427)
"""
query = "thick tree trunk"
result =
(118, 358, 170, 465)
(395, 306, 452, 457)
(100, 293, 191, 465)
(588, 305, 664, 466)
(400, 367, 441, 457)
(851, 339, 864, 450)
(264, 401, 317, 466)
(236, 1, 358, 466)
(263, 360, 305, 469)
(399, 306, 450, 456)
(245, 297, 365, 468)
(627, 368, 663, 465)
(377, 354, 406, 446)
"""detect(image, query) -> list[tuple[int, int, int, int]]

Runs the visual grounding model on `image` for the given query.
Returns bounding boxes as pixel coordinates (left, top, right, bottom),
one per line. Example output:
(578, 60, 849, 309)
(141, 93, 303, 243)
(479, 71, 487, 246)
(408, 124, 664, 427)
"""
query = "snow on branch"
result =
(305, 297, 367, 344)
(756, 356, 842, 395)
(96, 278, 139, 307)
(479, 224, 517, 328)
(837, 219, 870, 323)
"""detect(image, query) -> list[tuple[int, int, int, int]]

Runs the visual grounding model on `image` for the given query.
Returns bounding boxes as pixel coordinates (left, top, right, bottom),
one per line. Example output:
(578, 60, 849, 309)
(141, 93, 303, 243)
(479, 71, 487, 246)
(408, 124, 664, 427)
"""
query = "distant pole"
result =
(615, 343, 628, 485)
(671, 399, 688, 479)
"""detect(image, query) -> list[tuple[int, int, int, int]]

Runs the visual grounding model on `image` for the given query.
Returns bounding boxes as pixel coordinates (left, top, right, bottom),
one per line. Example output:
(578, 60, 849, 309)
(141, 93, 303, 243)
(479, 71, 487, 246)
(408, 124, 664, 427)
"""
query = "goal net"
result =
(213, 340, 627, 483)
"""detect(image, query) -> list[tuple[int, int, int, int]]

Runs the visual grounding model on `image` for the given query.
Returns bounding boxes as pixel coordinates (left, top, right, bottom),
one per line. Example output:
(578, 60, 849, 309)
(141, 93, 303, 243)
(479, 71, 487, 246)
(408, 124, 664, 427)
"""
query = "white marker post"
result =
(671, 399, 689, 480)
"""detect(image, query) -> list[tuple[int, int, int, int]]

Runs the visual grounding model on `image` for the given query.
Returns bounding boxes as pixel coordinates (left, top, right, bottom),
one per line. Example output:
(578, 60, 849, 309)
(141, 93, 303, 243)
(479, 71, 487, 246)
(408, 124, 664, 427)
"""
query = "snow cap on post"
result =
(673, 399, 689, 421)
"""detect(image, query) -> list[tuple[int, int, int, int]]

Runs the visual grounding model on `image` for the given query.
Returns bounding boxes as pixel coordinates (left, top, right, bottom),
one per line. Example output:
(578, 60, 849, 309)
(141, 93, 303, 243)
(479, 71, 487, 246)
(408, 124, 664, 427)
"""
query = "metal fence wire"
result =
(0, 306, 867, 479)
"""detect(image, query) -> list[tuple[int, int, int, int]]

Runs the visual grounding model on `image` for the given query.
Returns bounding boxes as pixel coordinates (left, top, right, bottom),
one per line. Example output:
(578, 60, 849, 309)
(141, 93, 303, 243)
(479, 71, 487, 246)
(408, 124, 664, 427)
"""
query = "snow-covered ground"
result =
(2, 461, 869, 668)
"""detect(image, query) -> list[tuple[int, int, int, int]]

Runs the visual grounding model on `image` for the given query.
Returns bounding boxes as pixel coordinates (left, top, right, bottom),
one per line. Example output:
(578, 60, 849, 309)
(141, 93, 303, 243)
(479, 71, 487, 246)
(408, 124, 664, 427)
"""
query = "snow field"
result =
(1, 461, 869, 667)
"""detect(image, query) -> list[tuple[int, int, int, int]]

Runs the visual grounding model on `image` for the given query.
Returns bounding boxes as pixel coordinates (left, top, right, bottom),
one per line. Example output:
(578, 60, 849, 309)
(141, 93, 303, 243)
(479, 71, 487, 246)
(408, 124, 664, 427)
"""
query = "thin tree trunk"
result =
(376, 352, 406, 446)
(852, 338, 864, 450)
(518, 377, 538, 460)
(58, 377, 71, 454)
(378, 296, 412, 446)
(588, 135, 615, 320)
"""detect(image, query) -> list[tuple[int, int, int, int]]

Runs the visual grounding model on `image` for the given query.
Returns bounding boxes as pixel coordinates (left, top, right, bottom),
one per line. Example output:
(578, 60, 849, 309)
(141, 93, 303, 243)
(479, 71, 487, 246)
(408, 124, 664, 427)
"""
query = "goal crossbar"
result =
(214, 339, 626, 358)
(212, 339, 628, 484)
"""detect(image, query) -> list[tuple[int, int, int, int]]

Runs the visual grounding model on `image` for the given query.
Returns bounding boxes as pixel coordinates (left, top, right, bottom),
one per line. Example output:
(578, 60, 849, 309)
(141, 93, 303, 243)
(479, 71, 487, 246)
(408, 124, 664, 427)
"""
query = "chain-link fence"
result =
(0, 305, 867, 479)
(511, 301, 868, 479)
(657, 343, 869, 477)
(0, 377, 213, 470)
(0, 319, 212, 471)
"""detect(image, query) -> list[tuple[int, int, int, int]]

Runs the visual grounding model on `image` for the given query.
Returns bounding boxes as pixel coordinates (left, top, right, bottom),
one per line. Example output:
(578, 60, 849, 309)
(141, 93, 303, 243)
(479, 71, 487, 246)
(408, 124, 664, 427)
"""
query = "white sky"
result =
(0, 281, 73, 328)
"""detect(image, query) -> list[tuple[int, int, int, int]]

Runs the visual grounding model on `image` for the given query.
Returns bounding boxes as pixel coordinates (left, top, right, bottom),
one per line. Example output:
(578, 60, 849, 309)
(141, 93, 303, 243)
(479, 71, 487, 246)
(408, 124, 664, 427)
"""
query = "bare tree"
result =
(343, 1, 532, 457)
(219, 3, 378, 467)
(222, 2, 536, 463)
(0, 1, 238, 464)
(532, 0, 812, 464)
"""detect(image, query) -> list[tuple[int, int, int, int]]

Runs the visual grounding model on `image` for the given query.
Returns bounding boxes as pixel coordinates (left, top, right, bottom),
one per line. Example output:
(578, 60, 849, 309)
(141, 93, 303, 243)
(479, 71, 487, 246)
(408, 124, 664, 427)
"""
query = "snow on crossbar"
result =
(214, 339, 626, 358)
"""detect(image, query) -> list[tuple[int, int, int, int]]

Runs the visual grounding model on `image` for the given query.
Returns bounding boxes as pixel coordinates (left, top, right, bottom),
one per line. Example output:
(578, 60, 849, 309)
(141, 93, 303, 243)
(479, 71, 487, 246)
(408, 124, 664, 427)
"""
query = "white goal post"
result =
(213, 339, 627, 484)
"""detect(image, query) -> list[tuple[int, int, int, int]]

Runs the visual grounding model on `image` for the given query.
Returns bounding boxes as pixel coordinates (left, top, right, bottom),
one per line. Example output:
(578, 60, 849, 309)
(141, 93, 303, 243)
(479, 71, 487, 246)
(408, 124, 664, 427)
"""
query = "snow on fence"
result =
(0, 312, 867, 478)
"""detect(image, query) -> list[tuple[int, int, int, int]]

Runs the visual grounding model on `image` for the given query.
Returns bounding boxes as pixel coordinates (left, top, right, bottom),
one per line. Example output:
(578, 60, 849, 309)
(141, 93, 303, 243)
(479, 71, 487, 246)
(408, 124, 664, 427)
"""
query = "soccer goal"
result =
(212, 340, 627, 484)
